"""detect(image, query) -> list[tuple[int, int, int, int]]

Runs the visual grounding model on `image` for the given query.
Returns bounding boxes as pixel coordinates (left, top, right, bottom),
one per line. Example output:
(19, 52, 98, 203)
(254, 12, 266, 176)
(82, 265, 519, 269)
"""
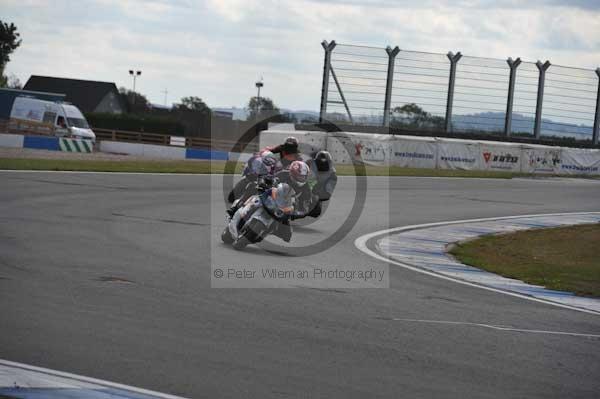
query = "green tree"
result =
(176, 96, 210, 112)
(391, 103, 444, 129)
(248, 96, 279, 120)
(0, 20, 22, 88)
(119, 87, 149, 113)
(1, 73, 21, 89)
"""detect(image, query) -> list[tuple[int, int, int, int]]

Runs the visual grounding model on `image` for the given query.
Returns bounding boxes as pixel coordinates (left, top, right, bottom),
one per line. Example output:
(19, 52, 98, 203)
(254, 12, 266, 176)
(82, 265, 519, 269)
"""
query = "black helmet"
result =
(282, 136, 299, 154)
(314, 150, 332, 172)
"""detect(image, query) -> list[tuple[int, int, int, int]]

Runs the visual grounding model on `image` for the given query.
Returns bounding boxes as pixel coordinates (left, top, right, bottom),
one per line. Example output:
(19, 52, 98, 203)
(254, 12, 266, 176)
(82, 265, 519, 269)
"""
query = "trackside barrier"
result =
(0, 133, 253, 161)
(3, 131, 599, 174)
(186, 148, 228, 160)
(0, 134, 95, 154)
(260, 129, 600, 176)
(99, 141, 186, 159)
(23, 135, 61, 151)
(0, 133, 24, 148)
(59, 138, 93, 153)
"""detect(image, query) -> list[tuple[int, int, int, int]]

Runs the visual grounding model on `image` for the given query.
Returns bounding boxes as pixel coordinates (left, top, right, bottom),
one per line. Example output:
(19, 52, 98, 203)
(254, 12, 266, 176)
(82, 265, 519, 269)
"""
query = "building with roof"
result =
(23, 76, 125, 114)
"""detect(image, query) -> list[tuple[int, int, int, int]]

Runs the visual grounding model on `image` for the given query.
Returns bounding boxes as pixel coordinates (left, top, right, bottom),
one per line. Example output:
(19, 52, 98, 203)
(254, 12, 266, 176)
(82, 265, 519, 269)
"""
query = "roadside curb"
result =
(0, 359, 189, 399)
(355, 212, 600, 315)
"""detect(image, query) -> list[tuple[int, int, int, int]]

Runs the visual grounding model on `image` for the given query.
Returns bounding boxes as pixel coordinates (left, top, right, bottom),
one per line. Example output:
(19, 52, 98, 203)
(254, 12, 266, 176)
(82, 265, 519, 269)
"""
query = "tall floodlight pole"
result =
(129, 70, 142, 105)
(255, 78, 264, 119)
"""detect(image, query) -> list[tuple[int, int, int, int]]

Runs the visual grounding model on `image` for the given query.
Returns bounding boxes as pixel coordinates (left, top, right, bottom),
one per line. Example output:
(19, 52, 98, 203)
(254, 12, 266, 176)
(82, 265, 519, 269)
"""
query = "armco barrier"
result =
(260, 129, 600, 176)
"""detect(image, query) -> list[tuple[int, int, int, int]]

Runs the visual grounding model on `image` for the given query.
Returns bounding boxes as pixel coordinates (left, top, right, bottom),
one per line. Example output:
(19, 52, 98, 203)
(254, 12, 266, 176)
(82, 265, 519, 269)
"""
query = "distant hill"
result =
(452, 112, 593, 139)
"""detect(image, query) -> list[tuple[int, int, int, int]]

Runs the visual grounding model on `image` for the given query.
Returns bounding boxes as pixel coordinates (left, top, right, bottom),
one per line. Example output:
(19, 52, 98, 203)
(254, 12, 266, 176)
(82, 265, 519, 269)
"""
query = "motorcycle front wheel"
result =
(221, 227, 234, 244)
(233, 219, 266, 250)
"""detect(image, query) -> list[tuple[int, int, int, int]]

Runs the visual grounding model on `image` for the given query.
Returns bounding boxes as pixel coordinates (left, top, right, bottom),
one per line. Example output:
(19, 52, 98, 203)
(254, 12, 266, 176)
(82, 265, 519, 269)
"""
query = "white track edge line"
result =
(354, 211, 600, 316)
(0, 359, 189, 399)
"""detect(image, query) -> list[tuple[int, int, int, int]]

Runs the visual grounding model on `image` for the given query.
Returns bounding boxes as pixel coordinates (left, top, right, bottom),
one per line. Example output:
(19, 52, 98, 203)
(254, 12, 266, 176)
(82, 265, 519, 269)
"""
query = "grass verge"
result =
(450, 224, 600, 297)
(0, 157, 524, 178)
(2, 157, 598, 179)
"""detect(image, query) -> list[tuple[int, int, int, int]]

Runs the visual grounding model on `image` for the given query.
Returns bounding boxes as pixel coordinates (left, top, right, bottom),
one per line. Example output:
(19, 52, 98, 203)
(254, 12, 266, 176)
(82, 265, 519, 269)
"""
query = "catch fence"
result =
(319, 41, 600, 145)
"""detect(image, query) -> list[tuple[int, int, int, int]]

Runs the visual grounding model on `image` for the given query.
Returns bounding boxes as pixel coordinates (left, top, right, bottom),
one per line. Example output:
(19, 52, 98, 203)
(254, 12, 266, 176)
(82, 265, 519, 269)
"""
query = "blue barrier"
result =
(186, 148, 228, 160)
(23, 135, 60, 151)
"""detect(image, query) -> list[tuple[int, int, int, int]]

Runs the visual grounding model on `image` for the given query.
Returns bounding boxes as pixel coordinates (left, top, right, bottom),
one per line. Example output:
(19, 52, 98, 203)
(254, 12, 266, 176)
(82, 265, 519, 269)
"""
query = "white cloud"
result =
(2, 0, 599, 111)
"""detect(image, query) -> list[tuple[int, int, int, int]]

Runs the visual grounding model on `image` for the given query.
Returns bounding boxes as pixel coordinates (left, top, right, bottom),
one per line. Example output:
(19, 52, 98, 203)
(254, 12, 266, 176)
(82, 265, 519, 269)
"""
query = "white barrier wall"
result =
(99, 141, 186, 159)
(0, 133, 24, 148)
(260, 129, 600, 175)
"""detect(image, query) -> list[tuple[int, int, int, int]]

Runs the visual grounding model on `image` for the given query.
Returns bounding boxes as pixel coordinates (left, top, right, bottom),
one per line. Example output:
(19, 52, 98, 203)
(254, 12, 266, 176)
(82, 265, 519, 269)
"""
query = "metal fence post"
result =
(504, 57, 521, 137)
(593, 68, 600, 145)
(383, 46, 400, 128)
(534, 60, 551, 139)
(445, 52, 462, 133)
(319, 40, 337, 123)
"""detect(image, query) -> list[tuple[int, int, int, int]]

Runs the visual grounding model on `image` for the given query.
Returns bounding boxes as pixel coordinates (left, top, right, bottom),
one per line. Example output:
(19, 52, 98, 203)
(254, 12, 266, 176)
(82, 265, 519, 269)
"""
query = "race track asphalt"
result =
(1, 171, 599, 398)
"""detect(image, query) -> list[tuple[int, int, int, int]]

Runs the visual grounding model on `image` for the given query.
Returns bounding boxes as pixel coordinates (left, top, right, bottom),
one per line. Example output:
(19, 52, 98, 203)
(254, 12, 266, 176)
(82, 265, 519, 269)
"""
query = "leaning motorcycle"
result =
(222, 183, 295, 250)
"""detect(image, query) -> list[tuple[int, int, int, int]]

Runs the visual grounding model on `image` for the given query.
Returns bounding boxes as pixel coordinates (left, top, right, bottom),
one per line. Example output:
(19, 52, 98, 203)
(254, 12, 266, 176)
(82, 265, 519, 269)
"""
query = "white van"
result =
(10, 97, 96, 143)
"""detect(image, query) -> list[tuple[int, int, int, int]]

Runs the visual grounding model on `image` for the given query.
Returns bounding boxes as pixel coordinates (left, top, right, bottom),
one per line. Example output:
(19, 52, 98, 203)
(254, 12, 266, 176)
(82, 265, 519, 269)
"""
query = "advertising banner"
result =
(559, 148, 600, 175)
(327, 132, 391, 166)
(391, 136, 437, 169)
(436, 138, 480, 170)
(521, 145, 562, 174)
(478, 142, 522, 172)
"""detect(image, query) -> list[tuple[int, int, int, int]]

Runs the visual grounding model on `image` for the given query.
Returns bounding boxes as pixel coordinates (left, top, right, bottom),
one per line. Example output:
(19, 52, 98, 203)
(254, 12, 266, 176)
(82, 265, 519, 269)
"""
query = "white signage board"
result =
(521, 144, 562, 174)
(391, 136, 437, 169)
(327, 132, 391, 166)
(559, 148, 600, 175)
(436, 138, 481, 170)
(478, 141, 522, 172)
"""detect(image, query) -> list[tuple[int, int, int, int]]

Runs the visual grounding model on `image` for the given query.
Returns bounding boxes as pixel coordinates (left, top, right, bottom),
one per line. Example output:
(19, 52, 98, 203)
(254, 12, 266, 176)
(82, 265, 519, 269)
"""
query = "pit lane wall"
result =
(260, 130, 600, 176)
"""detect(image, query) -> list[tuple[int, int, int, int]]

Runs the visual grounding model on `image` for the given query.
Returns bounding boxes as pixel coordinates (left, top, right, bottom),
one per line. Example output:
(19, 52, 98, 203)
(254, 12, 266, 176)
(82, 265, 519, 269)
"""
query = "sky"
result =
(3, 0, 600, 112)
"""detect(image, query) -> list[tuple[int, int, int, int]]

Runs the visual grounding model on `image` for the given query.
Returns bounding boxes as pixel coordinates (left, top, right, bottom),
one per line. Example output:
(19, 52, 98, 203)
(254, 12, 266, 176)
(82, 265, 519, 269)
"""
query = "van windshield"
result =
(67, 118, 90, 129)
